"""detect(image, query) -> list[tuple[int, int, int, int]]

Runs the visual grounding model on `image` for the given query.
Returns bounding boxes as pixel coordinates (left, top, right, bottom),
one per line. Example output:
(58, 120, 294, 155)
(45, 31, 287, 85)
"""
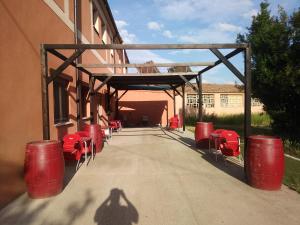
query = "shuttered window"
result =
(53, 78, 69, 124)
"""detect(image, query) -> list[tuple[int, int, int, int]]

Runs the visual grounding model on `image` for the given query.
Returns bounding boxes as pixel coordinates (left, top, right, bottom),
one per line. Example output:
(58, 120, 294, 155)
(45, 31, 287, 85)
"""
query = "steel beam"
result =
(179, 75, 198, 92)
(74, 0, 81, 130)
(170, 85, 183, 97)
(115, 90, 119, 119)
(164, 90, 173, 99)
(78, 61, 215, 68)
(40, 45, 50, 140)
(198, 48, 243, 74)
(244, 46, 252, 176)
(93, 72, 198, 77)
(210, 49, 245, 83)
(94, 76, 112, 93)
(182, 85, 186, 131)
(196, 75, 203, 121)
(118, 90, 128, 101)
(44, 43, 248, 50)
(89, 76, 95, 124)
(48, 49, 92, 76)
(47, 49, 85, 84)
(173, 90, 176, 116)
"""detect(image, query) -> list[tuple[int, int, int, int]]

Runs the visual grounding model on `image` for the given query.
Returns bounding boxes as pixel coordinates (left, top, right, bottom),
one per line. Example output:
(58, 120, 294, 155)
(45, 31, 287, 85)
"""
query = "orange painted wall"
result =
(0, 0, 122, 208)
(118, 90, 175, 127)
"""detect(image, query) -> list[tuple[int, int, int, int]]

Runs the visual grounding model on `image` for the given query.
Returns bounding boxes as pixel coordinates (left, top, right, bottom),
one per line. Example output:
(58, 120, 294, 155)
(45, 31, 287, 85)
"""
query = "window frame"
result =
(220, 94, 242, 108)
(53, 77, 69, 124)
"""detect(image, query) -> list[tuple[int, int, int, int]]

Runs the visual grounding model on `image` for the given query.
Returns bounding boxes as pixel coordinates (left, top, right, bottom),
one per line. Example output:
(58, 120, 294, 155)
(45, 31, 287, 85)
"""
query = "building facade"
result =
(183, 84, 264, 116)
(0, 0, 131, 207)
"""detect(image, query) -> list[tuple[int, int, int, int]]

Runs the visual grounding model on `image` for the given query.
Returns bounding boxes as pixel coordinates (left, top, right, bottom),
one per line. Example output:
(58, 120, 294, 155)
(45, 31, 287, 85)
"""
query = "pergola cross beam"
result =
(92, 72, 198, 77)
(210, 48, 245, 84)
(47, 49, 85, 84)
(198, 48, 243, 75)
(77, 61, 215, 68)
(94, 76, 112, 93)
(44, 43, 248, 50)
(179, 75, 198, 93)
(164, 90, 174, 99)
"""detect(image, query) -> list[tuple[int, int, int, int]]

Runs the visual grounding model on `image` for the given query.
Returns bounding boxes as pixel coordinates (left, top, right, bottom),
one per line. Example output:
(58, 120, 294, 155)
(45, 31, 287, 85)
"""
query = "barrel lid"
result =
(248, 135, 281, 140)
(196, 121, 213, 125)
(26, 140, 59, 147)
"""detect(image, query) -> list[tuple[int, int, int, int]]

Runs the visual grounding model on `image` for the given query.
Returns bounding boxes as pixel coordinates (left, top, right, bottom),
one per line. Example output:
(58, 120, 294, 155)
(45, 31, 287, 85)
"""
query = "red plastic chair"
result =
(63, 133, 92, 170)
(101, 126, 112, 140)
(169, 115, 179, 130)
(75, 131, 94, 157)
(209, 129, 241, 162)
(109, 121, 119, 132)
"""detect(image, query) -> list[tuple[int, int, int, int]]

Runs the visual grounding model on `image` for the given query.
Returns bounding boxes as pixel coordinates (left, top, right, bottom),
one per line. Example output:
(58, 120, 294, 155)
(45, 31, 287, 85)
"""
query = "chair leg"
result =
(83, 141, 88, 167)
(76, 158, 80, 171)
(91, 139, 94, 160)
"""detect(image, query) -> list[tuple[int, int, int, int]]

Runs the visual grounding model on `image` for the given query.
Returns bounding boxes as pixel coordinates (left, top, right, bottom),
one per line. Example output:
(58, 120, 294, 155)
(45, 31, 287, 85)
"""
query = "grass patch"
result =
(283, 157, 300, 193)
(186, 113, 271, 127)
(186, 112, 300, 193)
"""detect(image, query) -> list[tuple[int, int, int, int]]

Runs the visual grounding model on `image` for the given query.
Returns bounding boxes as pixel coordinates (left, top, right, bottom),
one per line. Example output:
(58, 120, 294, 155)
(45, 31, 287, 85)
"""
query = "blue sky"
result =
(109, 0, 300, 84)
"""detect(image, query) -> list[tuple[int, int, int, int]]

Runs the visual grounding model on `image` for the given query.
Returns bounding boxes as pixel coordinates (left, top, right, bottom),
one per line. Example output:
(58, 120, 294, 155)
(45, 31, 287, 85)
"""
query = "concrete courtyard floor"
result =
(0, 127, 300, 225)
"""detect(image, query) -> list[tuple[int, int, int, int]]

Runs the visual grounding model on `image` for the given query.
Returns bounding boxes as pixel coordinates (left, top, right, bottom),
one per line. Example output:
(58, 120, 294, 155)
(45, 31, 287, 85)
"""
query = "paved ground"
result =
(0, 127, 300, 225)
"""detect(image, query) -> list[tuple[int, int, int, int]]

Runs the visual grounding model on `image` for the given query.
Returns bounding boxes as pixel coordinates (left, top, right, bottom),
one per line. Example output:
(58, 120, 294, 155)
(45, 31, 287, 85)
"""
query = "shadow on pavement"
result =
(162, 128, 246, 183)
(94, 188, 138, 225)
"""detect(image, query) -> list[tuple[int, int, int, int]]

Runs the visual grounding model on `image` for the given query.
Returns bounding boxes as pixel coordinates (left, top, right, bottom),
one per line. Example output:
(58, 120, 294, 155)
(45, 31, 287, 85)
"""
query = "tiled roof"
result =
(186, 83, 244, 93)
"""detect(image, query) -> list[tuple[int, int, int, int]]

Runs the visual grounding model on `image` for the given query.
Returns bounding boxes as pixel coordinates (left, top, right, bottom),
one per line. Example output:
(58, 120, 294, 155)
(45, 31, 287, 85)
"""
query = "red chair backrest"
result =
(63, 134, 81, 151)
(218, 130, 240, 156)
(76, 131, 89, 138)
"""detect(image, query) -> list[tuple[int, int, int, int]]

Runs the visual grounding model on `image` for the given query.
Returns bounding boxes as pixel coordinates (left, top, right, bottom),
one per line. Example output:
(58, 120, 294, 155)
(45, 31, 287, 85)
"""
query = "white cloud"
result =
(115, 20, 128, 29)
(115, 19, 137, 43)
(162, 30, 174, 38)
(147, 21, 164, 31)
(178, 29, 233, 43)
(216, 23, 244, 33)
(154, 0, 254, 22)
(119, 29, 137, 44)
(177, 22, 244, 43)
(127, 50, 173, 64)
(242, 9, 258, 19)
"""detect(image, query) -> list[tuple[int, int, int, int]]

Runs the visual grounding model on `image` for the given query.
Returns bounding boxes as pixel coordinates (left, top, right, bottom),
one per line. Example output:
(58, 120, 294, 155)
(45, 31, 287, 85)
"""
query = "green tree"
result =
(237, 2, 300, 141)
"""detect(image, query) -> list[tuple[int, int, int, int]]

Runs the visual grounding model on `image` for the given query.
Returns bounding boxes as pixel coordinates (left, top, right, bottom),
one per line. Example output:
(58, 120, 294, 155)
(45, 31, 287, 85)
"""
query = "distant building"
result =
(180, 83, 264, 116)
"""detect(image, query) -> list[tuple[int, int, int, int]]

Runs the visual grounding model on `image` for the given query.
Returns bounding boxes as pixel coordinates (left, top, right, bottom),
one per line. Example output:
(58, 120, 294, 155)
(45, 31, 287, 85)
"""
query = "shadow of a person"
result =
(94, 188, 138, 225)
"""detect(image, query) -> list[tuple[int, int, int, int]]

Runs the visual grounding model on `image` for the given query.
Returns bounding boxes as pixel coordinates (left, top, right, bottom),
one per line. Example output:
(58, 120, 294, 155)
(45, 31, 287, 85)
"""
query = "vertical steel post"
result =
(74, 0, 81, 130)
(182, 85, 186, 131)
(244, 45, 252, 175)
(41, 45, 50, 139)
(173, 90, 176, 116)
(107, 85, 111, 115)
(196, 74, 203, 121)
(89, 76, 95, 124)
(115, 89, 118, 119)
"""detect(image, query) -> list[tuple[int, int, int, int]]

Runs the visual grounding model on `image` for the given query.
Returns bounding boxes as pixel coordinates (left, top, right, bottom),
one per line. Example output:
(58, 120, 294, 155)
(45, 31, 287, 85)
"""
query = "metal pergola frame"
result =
(40, 43, 251, 153)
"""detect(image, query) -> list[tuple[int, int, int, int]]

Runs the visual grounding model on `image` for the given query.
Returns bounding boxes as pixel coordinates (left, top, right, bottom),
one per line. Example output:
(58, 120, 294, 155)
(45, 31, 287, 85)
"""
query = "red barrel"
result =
(195, 122, 214, 148)
(84, 124, 103, 153)
(246, 135, 284, 190)
(169, 116, 179, 129)
(24, 140, 65, 198)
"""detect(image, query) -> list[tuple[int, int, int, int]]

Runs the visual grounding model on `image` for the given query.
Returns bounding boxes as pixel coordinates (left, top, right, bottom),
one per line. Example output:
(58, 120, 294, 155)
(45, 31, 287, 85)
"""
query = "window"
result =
(220, 94, 242, 108)
(251, 98, 262, 106)
(187, 94, 199, 108)
(92, 2, 100, 34)
(187, 94, 215, 108)
(53, 78, 69, 124)
(203, 94, 214, 108)
(81, 85, 89, 118)
(101, 23, 107, 44)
